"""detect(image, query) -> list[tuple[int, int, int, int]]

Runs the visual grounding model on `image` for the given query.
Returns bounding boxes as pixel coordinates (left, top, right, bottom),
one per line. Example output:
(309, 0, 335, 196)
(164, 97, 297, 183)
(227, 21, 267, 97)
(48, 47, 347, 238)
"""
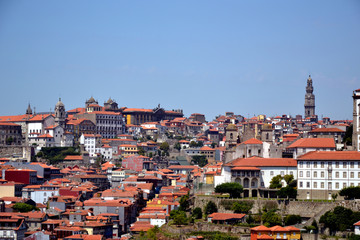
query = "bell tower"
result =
(55, 98, 66, 128)
(304, 75, 315, 118)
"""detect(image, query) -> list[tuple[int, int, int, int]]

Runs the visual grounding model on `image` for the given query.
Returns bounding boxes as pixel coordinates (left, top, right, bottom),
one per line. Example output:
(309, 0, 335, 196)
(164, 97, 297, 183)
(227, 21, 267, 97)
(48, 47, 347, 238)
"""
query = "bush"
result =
(339, 186, 360, 199)
(319, 206, 360, 234)
(262, 210, 282, 227)
(284, 215, 301, 226)
(192, 207, 203, 219)
(232, 201, 253, 214)
(12, 203, 38, 212)
(215, 182, 243, 198)
(204, 201, 218, 216)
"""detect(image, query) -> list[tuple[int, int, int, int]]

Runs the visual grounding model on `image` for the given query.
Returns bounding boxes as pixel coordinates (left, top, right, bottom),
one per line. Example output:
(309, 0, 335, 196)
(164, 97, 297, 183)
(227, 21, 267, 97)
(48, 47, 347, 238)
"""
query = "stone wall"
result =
(0, 146, 24, 158)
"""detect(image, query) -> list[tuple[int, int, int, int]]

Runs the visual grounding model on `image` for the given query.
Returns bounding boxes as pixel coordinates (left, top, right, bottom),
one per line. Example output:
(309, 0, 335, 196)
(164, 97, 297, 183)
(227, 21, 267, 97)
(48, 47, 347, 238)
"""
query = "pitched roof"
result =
(208, 212, 246, 221)
(310, 127, 345, 133)
(240, 138, 263, 145)
(200, 146, 214, 151)
(287, 138, 336, 149)
(298, 151, 360, 160)
(226, 156, 297, 167)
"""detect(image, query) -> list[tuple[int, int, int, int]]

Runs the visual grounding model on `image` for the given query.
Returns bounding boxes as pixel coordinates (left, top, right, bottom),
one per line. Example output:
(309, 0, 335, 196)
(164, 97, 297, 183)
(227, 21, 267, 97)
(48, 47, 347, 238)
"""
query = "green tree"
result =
(192, 155, 208, 167)
(339, 186, 360, 199)
(12, 203, 38, 212)
(160, 142, 169, 152)
(269, 175, 283, 189)
(204, 201, 218, 216)
(147, 226, 160, 240)
(179, 195, 190, 211)
(211, 142, 217, 148)
(192, 207, 203, 219)
(284, 215, 301, 226)
(172, 210, 188, 225)
(262, 210, 282, 227)
(232, 201, 253, 214)
(190, 141, 198, 148)
(138, 147, 145, 156)
(215, 182, 243, 198)
(277, 185, 297, 199)
(319, 206, 360, 234)
(174, 142, 181, 151)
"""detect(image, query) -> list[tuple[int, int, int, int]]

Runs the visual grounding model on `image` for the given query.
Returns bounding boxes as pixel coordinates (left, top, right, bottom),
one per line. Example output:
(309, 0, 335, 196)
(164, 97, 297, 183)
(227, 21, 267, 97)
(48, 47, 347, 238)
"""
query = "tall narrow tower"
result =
(353, 89, 360, 151)
(304, 75, 315, 118)
(55, 98, 66, 128)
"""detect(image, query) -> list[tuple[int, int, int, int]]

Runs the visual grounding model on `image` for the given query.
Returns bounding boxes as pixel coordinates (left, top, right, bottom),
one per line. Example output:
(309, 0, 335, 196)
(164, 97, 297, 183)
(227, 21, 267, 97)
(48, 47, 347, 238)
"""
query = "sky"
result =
(0, 1, 359, 121)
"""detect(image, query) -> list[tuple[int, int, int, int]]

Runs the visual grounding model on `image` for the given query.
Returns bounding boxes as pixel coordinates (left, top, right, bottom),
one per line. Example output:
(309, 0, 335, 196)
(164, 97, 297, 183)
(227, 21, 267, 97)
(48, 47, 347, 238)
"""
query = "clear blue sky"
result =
(0, 1, 359, 121)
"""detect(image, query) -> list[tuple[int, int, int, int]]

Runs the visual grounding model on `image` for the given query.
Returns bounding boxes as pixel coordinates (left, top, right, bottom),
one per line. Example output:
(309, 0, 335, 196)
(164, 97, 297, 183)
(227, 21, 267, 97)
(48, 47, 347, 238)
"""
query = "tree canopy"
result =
(192, 155, 208, 167)
(204, 201, 218, 215)
(339, 186, 360, 200)
(319, 206, 360, 233)
(215, 182, 243, 198)
(12, 203, 38, 212)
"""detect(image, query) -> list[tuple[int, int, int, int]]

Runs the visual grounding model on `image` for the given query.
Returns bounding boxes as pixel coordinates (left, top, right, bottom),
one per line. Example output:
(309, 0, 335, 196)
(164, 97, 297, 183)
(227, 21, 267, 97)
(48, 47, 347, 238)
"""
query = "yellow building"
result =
(251, 225, 301, 240)
(0, 183, 15, 198)
(119, 144, 138, 157)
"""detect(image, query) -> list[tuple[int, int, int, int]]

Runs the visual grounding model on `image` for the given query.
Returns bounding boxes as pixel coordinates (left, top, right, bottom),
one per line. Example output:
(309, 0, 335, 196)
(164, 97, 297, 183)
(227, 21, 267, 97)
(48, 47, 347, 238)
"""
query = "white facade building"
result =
(80, 134, 102, 157)
(297, 151, 360, 200)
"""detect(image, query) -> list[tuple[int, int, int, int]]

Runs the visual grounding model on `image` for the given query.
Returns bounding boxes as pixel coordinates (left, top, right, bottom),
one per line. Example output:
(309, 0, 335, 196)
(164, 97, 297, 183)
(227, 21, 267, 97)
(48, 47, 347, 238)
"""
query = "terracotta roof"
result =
(123, 108, 153, 113)
(287, 138, 336, 149)
(200, 146, 214, 151)
(64, 155, 83, 161)
(240, 138, 263, 145)
(310, 127, 345, 133)
(231, 166, 261, 171)
(298, 151, 360, 160)
(354, 220, 360, 226)
(251, 225, 271, 231)
(208, 212, 246, 221)
(226, 156, 297, 167)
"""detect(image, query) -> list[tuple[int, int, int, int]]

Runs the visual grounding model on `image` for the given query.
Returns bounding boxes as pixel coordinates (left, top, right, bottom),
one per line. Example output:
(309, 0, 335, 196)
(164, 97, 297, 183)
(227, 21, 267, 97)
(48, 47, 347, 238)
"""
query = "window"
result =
(321, 171, 324, 178)
(343, 172, 347, 178)
(314, 182, 317, 188)
(343, 162, 347, 168)
(314, 162, 317, 168)
(321, 182, 324, 188)
(351, 183, 354, 187)
(351, 162, 354, 168)
(336, 182, 339, 189)
(314, 171, 317, 178)
(307, 162, 310, 168)
(300, 182, 303, 188)
(306, 182, 310, 188)
(336, 172, 339, 178)
(343, 183, 347, 188)
(351, 172, 354, 178)
(299, 162, 303, 168)
(300, 171, 303, 177)
(306, 171, 310, 177)
(336, 162, 339, 168)
(321, 162, 324, 168)
(290, 171, 293, 175)
(270, 171, 274, 176)
(281, 171, 284, 176)
(328, 182, 332, 190)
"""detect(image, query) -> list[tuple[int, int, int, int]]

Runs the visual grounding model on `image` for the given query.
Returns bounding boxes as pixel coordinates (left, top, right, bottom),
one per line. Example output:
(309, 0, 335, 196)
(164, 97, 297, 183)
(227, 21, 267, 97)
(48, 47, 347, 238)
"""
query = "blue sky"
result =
(0, 1, 359, 121)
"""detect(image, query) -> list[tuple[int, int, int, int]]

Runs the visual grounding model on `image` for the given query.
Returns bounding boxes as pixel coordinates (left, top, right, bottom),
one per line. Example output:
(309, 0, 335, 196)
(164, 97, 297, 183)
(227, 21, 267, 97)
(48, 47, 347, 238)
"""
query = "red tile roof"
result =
(240, 138, 263, 145)
(287, 138, 336, 149)
(298, 151, 360, 160)
(310, 127, 345, 133)
(226, 156, 297, 167)
(208, 212, 246, 221)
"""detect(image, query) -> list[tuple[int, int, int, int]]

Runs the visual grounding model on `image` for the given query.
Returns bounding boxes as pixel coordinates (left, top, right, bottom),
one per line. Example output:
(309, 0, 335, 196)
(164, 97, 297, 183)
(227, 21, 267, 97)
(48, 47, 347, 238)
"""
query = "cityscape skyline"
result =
(0, 1, 359, 120)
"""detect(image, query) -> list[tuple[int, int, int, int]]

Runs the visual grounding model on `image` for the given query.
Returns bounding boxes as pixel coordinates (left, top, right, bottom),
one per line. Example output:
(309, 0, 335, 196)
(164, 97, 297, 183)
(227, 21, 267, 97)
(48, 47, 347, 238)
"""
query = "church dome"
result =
(107, 97, 113, 104)
(88, 96, 95, 102)
(56, 98, 64, 107)
(226, 124, 237, 131)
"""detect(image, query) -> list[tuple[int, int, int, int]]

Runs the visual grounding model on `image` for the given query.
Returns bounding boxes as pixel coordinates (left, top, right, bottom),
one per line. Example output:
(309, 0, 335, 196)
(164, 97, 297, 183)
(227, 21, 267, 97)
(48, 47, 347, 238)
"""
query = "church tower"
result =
(26, 103, 32, 115)
(55, 98, 66, 128)
(304, 75, 315, 118)
(353, 89, 360, 151)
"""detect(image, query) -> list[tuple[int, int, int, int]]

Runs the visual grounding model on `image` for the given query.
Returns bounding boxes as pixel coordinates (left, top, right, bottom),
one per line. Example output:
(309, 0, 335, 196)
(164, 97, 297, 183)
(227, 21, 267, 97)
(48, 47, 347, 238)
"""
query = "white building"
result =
(31, 189, 59, 204)
(79, 134, 102, 157)
(219, 156, 297, 198)
(297, 151, 360, 200)
(27, 114, 55, 136)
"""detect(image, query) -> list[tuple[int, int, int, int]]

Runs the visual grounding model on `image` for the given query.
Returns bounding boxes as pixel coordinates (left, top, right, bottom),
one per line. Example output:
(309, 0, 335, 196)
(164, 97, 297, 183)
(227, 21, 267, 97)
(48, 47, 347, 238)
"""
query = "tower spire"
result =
(304, 75, 315, 118)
